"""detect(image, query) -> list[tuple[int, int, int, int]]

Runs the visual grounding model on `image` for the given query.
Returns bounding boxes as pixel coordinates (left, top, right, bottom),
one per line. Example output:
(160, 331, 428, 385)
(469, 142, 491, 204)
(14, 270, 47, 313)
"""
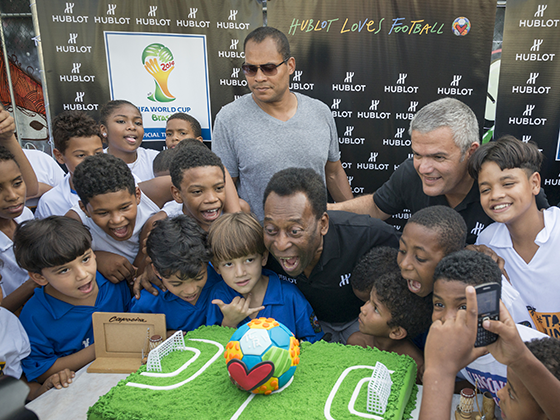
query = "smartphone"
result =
(474, 282, 501, 347)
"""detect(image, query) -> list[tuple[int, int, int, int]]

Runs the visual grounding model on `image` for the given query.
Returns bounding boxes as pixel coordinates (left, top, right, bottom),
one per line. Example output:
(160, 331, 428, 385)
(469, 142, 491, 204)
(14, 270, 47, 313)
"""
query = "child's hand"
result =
(213, 294, 265, 328)
(483, 301, 530, 368)
(133, 267, 165, 299)
(0, 106, 16, 141)
(44, 368, 75, 390)
(95, 251, 137, 284)
(424, 286, 488, 377)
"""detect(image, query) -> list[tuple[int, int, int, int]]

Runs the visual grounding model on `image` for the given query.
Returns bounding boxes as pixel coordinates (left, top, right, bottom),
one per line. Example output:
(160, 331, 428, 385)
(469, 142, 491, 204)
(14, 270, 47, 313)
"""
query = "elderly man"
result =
(213, 26, 352, 220)
(331, 98, 548, 243)
(263, 167, 399, 344)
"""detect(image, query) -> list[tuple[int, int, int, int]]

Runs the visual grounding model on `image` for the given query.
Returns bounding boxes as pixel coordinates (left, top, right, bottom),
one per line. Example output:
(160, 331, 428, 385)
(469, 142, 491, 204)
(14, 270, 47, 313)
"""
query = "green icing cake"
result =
(88, 326, 417, 420)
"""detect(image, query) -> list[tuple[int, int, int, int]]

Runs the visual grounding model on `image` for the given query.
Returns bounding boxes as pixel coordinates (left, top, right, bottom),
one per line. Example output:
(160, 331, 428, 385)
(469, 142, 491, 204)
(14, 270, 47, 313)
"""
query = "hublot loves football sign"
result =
(34, 0, 497, 226)
(495, 0, 560, 205)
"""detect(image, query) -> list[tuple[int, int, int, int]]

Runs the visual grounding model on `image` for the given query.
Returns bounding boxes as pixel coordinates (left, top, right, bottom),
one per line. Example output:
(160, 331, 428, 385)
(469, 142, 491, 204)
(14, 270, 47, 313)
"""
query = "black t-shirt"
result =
(374, 158, 549, 244)
(266, 210, 399, 324)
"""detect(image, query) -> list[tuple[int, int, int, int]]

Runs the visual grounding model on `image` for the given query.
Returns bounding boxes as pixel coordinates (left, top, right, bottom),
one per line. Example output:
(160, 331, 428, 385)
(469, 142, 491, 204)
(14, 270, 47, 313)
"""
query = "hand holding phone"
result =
(474, 282, 501, 347)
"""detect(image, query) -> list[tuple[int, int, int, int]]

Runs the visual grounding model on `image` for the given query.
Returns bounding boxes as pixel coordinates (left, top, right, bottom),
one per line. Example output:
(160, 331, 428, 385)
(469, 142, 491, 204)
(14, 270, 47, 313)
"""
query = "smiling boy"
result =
(207, 212, 323, 343)
(14, 216, 130, 383)
(469, 136, 560, 336)
(130, 215, 220, 335)
(36, 111, 104, 219)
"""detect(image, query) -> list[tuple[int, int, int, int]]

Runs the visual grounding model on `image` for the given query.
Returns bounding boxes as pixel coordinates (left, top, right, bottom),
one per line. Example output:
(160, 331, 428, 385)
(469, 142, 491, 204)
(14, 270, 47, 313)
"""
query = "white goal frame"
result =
(147, 331, 187, 372)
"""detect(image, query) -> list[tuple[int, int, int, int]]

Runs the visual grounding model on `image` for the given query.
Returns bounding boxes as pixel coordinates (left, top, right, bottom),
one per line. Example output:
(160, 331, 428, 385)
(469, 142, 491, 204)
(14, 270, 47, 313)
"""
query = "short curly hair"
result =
(373, 270, 433, 338)
(169, 142, 225, 190)
(52, 111, 102, 154)
(167, 113, 202, 138)
(351, 247, 399, 293)
(73, 153, 135, 205)
(14, 216, 92, 274)
(0, 145, 17, 166)
(263, 168, 326, 219)
(147, 215, 212, 280)
(434, 250, 502, 286)
(526, 337, 560, 380)
(407, 206, 467, 255)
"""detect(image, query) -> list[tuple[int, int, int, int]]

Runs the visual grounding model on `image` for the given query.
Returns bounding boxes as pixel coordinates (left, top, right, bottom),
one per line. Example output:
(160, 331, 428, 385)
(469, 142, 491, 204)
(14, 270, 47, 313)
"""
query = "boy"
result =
(207, 212, 323, 343)
(130, 215, 220, 335)
(165, 112, 203, 149)
(397, 205, 467, 298)
(35, 111, 104, 219)
(421, 285, 560, 420)
(469, 136, 560, 336)
(13, 216, 130, 383)
(67, 154, 159, 265)
(152, 147, 176, 177)
(165, 141, 227, 230)
(0, 267, 75, 400)
(355, 267, 431, 380)
(350, 246, 399, 302)
(432, 250, 546, 401)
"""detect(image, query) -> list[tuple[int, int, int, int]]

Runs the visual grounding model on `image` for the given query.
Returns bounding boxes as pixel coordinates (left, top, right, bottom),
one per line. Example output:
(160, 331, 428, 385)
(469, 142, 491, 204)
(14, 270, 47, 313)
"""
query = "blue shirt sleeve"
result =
(283, 282, 324, 343)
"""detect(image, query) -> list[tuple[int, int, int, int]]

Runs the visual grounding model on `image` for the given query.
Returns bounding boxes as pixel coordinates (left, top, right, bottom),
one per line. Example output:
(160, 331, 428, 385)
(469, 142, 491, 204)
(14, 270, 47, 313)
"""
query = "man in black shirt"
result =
(330, 98, 547, 244)
(263, 168, 399, 343)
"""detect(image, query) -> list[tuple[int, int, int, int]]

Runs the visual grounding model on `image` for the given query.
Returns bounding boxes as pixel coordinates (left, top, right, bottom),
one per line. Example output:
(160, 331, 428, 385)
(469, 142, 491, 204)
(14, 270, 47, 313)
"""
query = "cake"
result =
(88, 325, 417, 420)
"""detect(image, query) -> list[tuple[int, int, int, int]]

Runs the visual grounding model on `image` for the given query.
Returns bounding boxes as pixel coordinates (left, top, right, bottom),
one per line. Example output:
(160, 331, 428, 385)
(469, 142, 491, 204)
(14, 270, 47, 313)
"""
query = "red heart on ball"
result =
(227, 359, 274, 392)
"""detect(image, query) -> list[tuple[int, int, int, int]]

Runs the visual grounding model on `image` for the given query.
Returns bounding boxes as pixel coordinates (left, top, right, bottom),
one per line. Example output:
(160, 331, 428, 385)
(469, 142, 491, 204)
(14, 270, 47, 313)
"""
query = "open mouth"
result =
(110, 225, 129, 239)
(491, 203, 511, 212)
(4, 203, 23, 214)
(201, 208, 221, 222)
(182, 292, 199, 303)
(124, 136, 138, 146)
(78, 280, 94, 294)
(406, 279, 422, 294)
(279, 256, 299, 273)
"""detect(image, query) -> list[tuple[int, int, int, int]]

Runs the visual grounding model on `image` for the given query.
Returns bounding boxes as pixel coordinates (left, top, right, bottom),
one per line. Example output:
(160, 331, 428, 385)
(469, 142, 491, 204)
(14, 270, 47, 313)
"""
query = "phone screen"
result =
(477, 290, 498, 313)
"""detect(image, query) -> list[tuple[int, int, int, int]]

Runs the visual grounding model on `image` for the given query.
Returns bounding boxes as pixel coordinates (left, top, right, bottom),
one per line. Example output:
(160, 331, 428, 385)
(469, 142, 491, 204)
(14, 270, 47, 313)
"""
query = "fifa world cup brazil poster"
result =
(105, 32, 212, 140)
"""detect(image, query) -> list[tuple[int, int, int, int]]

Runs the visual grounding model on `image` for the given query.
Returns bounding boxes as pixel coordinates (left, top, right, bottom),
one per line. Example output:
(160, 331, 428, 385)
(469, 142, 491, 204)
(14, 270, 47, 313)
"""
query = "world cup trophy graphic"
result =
(142, 43, 176, 102)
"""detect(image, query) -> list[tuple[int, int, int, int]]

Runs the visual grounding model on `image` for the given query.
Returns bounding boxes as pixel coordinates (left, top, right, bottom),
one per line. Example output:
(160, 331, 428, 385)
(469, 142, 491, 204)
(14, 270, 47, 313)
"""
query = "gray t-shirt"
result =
(212, 92, 340, 220)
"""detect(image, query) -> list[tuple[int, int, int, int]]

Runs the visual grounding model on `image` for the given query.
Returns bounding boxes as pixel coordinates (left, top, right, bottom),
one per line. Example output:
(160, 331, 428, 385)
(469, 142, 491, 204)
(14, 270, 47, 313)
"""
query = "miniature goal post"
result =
(366, 361, 393, 415)
(147, 331, 187, 372)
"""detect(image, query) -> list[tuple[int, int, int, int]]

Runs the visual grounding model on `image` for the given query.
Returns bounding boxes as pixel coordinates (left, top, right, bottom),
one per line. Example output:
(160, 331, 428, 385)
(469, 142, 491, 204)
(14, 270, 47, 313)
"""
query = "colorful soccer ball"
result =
(452, 17, 471, 36)
(224, 317, 300, 395)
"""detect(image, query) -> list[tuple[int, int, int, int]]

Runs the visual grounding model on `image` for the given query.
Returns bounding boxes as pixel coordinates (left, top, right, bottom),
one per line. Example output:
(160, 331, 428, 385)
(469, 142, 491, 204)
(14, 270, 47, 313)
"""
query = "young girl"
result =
(100, 100, 159, 182)
(0, 105, 39, 312)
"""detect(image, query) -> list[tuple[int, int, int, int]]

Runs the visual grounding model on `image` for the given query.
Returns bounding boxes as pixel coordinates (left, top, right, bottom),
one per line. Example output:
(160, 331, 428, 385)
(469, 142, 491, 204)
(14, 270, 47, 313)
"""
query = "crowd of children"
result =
(0, 97, 558, 420)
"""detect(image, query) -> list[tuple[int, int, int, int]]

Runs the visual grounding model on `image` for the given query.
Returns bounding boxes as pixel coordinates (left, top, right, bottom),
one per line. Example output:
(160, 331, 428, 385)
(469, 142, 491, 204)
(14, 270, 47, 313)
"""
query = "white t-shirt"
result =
(23, 149, 65, 208)
(71, 191, 159, 263)
(35, 173, 78, 219)
(162, 200, 183, 217)
(0, 307, 31, 379)
(104, 147, 159, 182)
(476, 206, 560, 336)
(460, 324, 547, 402)
(0, 207, 34, 297)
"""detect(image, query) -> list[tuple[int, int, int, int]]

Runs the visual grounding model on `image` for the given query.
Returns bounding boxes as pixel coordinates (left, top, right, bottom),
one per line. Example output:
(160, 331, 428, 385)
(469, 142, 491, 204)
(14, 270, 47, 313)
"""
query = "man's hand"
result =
(424, 286, 487, 376)
(133, 266, 165, 300)
(465, 244, 510, 282)
(95, 251, 136, 284)
(212, 294, 265, 328)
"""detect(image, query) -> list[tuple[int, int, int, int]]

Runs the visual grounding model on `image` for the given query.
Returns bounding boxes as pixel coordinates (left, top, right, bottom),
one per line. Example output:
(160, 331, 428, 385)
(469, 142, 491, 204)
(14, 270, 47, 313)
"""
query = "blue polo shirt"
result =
(129, 264, 220, 332)
(207, 269, 324, 343)
(19, 272, 130, 382)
